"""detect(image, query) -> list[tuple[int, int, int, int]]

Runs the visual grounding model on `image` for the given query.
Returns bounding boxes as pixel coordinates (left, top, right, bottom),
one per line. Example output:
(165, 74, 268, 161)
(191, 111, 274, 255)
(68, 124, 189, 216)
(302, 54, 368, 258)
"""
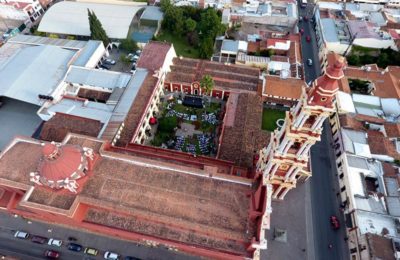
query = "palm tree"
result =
(200, 75, 214, 96)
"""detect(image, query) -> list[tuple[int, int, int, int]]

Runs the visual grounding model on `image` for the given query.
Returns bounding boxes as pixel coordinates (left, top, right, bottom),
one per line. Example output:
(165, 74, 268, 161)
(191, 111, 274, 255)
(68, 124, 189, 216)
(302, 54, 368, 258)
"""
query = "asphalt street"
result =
(298, 2, 350, 259)
(0, 212, 201, 260)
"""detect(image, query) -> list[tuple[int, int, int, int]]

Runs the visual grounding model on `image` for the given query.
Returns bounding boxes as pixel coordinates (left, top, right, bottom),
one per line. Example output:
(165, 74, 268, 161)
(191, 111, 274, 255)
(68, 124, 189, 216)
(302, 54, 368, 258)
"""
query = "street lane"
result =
(297, 2, 350, 259)
(0, 212, 201, 260)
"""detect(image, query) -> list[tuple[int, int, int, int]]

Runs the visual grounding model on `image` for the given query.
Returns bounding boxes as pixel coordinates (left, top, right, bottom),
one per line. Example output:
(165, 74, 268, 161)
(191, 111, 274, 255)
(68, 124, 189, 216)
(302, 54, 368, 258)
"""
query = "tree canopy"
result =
(119, 38, 138, 52)
(160, 5, 224, 59)
(87, 9, 110, 46)
(200, 75, 215, 94)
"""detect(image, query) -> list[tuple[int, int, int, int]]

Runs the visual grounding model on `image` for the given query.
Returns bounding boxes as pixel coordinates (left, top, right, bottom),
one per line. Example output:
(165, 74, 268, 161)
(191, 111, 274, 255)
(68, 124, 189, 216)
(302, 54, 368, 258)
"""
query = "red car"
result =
(330, 215, 340, 230)
(44, 250, 60, 259)
(306, 35, 311, 42)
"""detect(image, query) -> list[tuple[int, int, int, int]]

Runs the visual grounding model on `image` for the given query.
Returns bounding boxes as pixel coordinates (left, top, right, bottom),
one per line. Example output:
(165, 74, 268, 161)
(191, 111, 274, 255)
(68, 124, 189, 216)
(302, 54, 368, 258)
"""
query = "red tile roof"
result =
(0, 136, 255, 257)
(339, 114, 365, 131)
(40, 113, 102, 142)
(263, 75, 304, 100)
(367, 130, 400, 159)
(137, 41, 172, 72)
(218, 93, 270, 167)
(384, 122, 400, 138)
(117, 74, 159, 146)
(165, 58, 261, 92)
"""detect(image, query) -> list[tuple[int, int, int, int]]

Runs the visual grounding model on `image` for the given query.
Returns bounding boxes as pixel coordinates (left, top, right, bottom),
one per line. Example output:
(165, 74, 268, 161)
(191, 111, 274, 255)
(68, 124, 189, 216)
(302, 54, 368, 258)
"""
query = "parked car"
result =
(14, 231, 29, 239)
(44, 250, 60, 259)
(67, 242, 83, 252)
(103, 58, 116, 65)
(104, 251, 120, 260)
(307, 58, 313, 66)
(299, 28, 304, 34)
(135, 49, 142, 55)
(31, 235, 47, 244)
(124, 256, 141, 260)
(100, 64, 111, 70)
(84, 247, 99, 256)
(306, 35, 311, 42)
(48, 238, 62, 247)
(299, 16, 303, 22)
(126, 53, 135, 61)
(330, 215, 340, 229)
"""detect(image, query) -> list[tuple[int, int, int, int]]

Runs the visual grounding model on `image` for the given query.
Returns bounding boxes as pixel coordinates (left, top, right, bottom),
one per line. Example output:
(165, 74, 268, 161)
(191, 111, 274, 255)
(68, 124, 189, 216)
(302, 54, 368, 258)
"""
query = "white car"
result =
(103, 58, 116, 65)
(307, 58, 313, 66)
(48, 238, 62, 247)
(104, 251, 120, 260)
(14, 231, 29, 239)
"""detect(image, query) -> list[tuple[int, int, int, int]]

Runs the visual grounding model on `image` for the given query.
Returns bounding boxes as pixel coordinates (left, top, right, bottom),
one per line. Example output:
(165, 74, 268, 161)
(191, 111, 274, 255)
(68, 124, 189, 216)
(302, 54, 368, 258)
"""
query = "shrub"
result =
(158, 117, 178, 132)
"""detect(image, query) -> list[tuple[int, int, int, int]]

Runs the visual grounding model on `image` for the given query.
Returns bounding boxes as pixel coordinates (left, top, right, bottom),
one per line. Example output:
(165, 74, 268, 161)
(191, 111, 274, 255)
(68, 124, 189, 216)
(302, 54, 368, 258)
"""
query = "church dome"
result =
(30, 142, 94, 192)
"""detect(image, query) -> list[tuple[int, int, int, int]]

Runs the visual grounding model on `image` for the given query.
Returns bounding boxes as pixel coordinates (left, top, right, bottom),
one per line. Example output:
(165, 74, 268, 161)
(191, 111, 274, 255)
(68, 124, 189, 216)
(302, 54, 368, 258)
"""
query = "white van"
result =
(14, 230, 29, 239)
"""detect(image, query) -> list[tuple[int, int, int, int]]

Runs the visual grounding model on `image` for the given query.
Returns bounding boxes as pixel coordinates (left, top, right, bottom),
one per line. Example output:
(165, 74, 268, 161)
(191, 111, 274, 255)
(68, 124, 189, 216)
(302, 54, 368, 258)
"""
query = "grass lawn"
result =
(262, 108, 286, 132)
(157, 31, 199, 58)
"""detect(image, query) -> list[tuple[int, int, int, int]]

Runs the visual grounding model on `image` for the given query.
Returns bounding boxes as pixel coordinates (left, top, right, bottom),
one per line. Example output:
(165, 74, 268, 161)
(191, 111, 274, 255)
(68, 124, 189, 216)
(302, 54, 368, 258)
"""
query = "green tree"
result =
(158, 117, 178, 132)
(119, 38, 138, 52)
(87, 9, 110, 46)
(200, 75, 214, 94)
(377, 52, 389, 68)
(199, 37, 214, 59)
(160, 0, 172, 12)
(162, 7, 184, 35)
(346, 55, 360, 66)
(198, 8, 225, 39)
(185, 18, 197, 32)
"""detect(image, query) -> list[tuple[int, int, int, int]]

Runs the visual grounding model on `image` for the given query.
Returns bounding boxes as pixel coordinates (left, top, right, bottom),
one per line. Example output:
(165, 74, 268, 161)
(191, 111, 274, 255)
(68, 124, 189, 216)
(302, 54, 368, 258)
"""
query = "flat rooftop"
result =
(0, 136, 254, 256)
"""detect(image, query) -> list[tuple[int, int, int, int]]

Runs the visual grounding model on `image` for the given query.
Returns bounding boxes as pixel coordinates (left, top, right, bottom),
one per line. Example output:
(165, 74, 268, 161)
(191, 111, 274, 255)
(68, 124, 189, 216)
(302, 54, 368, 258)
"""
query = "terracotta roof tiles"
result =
(136, 41, 172, 72)
(264, 75, 304, 100)
(40, 113, 102, 142)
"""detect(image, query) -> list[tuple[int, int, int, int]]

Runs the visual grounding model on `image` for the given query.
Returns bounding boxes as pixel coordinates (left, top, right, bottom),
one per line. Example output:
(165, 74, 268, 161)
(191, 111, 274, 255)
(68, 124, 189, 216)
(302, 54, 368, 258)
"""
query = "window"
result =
(341, 186, 346, 192)
(339, 173, 344, 179)
(337, 161, 342, 168)
(321, 97, 327, 102)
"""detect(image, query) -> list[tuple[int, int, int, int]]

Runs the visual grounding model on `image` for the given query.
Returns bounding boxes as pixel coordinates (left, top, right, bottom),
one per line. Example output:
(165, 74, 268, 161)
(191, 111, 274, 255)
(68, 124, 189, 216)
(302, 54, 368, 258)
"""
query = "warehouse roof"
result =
(0, 45, 75, 105)
(38, 1, 145, 39)
(65, 66, 132, 89)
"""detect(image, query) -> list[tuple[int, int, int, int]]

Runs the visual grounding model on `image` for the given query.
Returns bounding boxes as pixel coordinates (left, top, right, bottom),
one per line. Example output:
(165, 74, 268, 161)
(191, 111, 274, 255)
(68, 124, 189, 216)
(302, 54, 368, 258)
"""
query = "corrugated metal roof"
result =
(321, 19, 340, 43)
(65, 66, 132, 89)
(111, 68, 148, 122)
(8, 34, 88, 49)
(140, 6, 163, 21)
(387, 197, 400, 217)
(48, 98, 113, 123)
(72, 40, 103, 67)
(347, 155, 369, 170)
(0, 45, 75, 105)
(38, 1, 145, 39)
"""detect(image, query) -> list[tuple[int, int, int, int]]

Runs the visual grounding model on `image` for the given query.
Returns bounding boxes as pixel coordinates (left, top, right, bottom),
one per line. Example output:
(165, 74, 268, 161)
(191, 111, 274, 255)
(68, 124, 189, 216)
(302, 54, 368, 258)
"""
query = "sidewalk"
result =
(262, 180, 313, 260)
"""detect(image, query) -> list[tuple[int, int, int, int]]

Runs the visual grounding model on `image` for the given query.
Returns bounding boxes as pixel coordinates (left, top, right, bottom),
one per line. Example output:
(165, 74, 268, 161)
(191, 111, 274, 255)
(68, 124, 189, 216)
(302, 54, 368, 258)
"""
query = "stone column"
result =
(272, 185, 283, 199)
(278, 187, 290, 200)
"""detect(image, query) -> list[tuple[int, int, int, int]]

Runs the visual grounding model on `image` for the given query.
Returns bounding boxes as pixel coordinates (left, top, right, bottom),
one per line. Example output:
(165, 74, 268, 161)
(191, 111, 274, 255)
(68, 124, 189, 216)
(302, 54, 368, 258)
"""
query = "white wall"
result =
(85, 43, 106, 68)
(326, 41, 349, 55)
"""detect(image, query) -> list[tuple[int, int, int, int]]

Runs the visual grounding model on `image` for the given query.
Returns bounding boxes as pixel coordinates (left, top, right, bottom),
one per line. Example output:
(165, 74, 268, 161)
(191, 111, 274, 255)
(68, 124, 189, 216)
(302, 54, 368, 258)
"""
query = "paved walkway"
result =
(262, 180, 313, 260)
(176, 123, 202, 138)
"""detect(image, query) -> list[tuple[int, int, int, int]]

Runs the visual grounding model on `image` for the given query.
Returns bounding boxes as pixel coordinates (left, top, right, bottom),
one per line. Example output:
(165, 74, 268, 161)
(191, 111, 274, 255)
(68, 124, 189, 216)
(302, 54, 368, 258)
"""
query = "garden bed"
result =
(262, 108, 286, 132)
(150, 98, 223, 156)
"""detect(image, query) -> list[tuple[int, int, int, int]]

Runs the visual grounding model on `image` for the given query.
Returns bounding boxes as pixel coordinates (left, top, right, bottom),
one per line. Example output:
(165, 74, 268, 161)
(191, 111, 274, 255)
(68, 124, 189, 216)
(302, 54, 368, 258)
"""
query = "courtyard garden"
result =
(150, 96, 223, 156)
(262, 108, 286, 132)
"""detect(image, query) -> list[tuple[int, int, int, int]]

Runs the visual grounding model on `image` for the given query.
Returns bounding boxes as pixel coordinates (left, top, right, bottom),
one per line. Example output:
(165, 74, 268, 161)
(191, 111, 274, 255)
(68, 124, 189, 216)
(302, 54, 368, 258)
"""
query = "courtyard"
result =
(148, 95, 223, 156)
(262, 108, 286, 132)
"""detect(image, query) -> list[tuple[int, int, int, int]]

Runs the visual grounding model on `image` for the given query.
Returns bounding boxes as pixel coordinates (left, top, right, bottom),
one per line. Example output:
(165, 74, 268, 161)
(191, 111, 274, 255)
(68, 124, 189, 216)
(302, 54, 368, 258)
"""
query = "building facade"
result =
(249, 57, 346, 257)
